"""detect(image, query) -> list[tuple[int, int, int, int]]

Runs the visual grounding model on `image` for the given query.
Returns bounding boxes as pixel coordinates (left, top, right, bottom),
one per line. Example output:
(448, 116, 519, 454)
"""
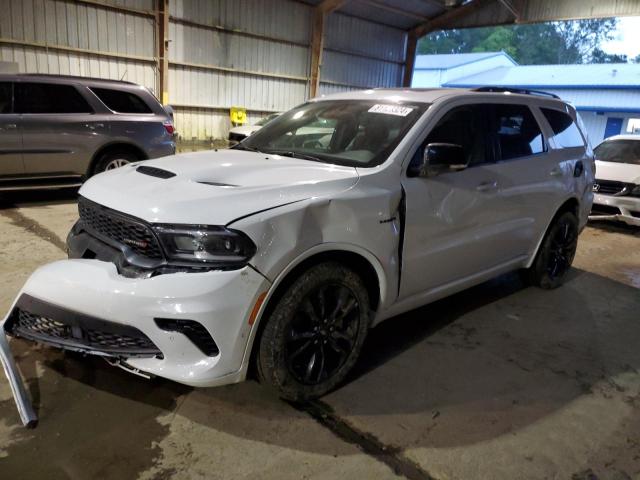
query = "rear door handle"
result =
(476, 180, 498, 192)
(4, 124, 17, 129)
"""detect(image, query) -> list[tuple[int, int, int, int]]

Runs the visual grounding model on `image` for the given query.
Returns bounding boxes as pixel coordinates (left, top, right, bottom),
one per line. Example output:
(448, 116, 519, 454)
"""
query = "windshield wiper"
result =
(263, 149, 325, 163)
(232, 144, 264, 154)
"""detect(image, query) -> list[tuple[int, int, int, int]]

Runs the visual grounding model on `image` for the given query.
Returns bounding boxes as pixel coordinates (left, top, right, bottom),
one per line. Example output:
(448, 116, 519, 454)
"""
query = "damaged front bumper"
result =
(589, 193, 640, 227)
(1, 258, 270, 425)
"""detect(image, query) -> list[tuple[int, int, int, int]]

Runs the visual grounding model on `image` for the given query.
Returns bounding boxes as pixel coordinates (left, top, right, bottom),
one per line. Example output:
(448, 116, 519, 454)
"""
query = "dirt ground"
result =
(0, 188, 639, 480)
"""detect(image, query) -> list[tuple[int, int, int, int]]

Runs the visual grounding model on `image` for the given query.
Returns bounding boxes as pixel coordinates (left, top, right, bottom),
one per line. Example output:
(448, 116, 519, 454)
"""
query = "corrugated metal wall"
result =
(0, 0, 409, 141)
(168, 0, 312, 140)
(169, 3, 408, 140)
(320, 13, 406, 94)
(0, 0, 157, 89)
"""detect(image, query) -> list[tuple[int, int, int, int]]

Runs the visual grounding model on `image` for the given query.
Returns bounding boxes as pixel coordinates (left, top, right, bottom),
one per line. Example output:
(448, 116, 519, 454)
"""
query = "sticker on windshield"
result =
(368, 104, 414, 116)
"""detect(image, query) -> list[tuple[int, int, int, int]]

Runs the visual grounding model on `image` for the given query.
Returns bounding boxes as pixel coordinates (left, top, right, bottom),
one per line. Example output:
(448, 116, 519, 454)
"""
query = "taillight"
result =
(163, 121, 175, 135)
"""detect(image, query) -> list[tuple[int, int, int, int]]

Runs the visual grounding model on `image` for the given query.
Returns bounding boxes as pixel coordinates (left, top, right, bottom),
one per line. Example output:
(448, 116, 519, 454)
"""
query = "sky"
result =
(601, 16, 640, 59)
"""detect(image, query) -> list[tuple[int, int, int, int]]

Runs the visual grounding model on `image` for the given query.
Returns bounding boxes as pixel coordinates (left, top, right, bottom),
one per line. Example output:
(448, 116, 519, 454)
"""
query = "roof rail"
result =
(473, 86, 560, 99)
(16, 73, 137, 85)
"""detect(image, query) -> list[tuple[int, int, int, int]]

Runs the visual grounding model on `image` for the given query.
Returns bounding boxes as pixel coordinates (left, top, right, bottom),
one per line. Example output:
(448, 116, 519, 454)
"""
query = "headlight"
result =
(154, 225, 256, 267)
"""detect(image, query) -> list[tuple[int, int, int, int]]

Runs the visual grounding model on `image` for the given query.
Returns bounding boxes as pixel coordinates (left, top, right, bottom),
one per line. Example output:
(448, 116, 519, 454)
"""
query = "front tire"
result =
(257, 262, 371, 401)
(526, 211, 579, 289)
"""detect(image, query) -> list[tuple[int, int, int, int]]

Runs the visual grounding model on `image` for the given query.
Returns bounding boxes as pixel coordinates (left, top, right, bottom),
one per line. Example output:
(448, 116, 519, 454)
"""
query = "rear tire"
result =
(257, 262, 371, 401)
(525, 211, 579, 289)
(93, 151, 138, 175)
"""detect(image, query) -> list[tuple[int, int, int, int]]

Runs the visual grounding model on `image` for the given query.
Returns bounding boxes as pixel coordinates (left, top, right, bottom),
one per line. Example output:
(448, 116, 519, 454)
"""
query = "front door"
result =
(0, 82, 24, 176)
(400, 103, 515, 299)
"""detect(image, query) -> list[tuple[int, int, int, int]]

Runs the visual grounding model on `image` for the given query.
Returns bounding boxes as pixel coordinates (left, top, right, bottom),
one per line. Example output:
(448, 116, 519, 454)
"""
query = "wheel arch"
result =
(88, 141, 148, 176)
(242, 244, 387, 379)
(526, 197, 580, 268)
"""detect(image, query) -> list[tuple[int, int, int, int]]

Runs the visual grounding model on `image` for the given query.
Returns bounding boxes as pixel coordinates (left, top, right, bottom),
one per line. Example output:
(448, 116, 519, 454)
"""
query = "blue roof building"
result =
(412, 53, 640, 145)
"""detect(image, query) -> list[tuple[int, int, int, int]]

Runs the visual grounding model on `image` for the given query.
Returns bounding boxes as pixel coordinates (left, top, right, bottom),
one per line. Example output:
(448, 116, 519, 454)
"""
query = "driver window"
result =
(410, 104, 487, 170)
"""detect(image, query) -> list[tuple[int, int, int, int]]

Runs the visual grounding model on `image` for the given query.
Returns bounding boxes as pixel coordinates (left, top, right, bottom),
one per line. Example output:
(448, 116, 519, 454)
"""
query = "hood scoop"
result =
(197, 181, 238, 187)
(136, 165, 176, 179)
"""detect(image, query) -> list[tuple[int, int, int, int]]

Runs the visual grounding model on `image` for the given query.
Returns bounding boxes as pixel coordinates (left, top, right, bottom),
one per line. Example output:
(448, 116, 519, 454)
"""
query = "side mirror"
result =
(410, 143, 468, 177)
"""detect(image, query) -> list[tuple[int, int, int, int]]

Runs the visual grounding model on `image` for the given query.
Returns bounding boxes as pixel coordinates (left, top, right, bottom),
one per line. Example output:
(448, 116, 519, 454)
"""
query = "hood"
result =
(80, 150, 359, 225)
(595, 160, 640, 184)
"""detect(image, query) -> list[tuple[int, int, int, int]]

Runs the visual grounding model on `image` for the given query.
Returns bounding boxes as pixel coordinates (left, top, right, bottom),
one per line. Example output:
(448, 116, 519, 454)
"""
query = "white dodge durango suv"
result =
(3, 87, 594, 401)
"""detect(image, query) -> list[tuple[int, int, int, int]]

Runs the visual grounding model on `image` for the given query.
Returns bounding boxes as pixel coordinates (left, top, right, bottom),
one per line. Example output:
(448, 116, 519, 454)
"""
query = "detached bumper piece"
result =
(5, 294, 163, 359)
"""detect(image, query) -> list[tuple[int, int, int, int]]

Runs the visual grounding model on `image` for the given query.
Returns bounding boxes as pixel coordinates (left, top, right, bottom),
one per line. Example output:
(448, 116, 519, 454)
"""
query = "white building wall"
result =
(412, 54, 516, 88)
(411, 69, 444, 88)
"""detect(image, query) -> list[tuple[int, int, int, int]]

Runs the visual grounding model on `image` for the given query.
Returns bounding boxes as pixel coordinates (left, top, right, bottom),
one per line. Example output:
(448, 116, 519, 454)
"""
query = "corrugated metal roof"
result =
(415, 52, 516, 70)
(445, 64, 640, 89)
(298, 0, 447, 31)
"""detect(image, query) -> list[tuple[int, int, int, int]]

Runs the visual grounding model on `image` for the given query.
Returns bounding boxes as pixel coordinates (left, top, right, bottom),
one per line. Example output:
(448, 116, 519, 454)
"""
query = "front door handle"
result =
(550, 167, 563, 177)
(476, 180, 498, 192)
(3, 124, 17, 129)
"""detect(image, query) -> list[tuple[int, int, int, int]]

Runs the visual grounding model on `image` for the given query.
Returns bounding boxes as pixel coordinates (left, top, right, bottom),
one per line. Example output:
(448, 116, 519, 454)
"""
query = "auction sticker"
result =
(368, 104, 414, 116)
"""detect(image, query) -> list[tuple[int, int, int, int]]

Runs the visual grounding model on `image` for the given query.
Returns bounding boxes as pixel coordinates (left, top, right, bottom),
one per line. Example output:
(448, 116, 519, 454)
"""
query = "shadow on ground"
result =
(0, 188, 79, 209)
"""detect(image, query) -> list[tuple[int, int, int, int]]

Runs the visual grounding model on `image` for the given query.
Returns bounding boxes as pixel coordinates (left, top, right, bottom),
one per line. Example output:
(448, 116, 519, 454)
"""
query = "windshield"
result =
(238, 100, 428, 167)
(255, 113, 280, 126)
(595, 139, 640, 165)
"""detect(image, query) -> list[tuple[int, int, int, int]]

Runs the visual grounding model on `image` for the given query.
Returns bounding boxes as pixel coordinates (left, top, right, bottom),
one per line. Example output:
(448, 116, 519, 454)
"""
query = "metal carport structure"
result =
(2, 0, 640, 140)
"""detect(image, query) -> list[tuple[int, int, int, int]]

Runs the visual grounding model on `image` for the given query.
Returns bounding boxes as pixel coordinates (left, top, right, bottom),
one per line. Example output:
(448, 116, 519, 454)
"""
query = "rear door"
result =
(400, 102, 526, 299)
(482, 102, 555, 260)
(0, 81, 24, 176)
(16, 82, 102, 176)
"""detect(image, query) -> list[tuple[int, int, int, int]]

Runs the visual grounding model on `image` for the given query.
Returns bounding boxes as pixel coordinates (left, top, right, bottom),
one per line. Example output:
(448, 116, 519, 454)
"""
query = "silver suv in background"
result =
(0, 74, 175, 191)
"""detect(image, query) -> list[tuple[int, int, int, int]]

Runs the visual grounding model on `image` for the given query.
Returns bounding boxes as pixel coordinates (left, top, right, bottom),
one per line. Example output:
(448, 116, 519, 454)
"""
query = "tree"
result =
(591, 48, 628, 63)
(417, 19, 619, 65)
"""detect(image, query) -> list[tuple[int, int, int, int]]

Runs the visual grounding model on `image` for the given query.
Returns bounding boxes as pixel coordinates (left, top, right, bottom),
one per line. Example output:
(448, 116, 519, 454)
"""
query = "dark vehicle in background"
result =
(0, 74, 175, 191)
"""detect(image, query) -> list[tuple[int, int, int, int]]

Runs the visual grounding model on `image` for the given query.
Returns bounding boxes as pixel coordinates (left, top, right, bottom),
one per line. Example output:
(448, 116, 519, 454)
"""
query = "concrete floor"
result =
(1, 188, 639, 480)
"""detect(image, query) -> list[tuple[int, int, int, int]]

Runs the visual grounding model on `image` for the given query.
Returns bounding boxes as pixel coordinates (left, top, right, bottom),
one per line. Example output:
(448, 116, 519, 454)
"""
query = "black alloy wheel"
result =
(257, 262, 371, 401)
(285, 283, 360, 385)
(525, 210, 579, 289)
(546, 218, 577, 280)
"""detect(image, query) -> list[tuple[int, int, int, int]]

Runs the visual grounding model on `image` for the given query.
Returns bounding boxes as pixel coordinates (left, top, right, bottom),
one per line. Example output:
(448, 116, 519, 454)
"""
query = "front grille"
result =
(590, 204, 621, 216)
(6, 296, 162, 358)
(78, 197, 163, 259)
(593, 179, 627, 196)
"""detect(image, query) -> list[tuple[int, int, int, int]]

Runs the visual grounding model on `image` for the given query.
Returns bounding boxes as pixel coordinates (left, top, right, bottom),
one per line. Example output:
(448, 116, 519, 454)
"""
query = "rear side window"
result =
(493, 104, 545, 160)
(15, 83, 93, 114)
(541, 108, 585, 148)
(91, 87, 152, 113)
(0, 83, 12, 113)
